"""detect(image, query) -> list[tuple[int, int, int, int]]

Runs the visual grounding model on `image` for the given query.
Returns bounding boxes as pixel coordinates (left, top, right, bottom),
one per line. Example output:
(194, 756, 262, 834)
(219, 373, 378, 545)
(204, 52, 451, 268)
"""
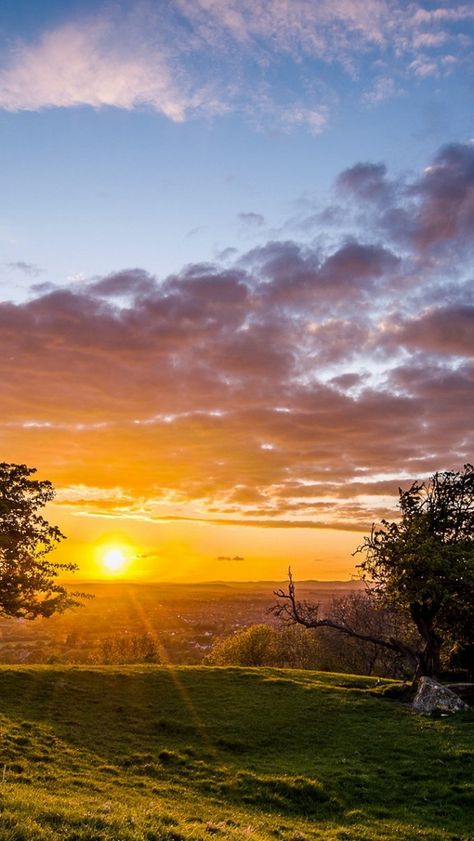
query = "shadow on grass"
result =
(0, 666, 472, 837)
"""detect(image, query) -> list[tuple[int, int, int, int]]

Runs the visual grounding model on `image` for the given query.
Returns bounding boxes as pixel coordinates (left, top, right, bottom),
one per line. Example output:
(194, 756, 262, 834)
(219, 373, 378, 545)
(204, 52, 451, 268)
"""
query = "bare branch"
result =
(272, 568, 419, 669)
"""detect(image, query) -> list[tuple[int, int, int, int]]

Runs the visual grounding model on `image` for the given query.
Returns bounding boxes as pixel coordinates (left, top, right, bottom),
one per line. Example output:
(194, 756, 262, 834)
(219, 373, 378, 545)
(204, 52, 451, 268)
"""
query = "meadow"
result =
(0, 666, 472, 841)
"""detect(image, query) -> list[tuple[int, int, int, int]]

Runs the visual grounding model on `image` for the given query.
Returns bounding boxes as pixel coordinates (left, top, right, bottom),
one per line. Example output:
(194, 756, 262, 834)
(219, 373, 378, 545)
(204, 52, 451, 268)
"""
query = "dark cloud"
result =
(408, 143, 474, 252)
(339, 141, 474, 259)
(329, 372, 365, 391)
(243, 239, 399, 311)
(391, 305, 474, 357)
(337, 162, 390, 204)
(2, 141, 473, 530)
(318, 241, 400, 287)
(88, 268, 156, 298)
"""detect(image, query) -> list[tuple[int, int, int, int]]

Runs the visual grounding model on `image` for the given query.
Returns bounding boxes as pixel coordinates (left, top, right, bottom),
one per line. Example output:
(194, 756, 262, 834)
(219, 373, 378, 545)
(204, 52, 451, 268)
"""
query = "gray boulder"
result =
(412, 676, 471, 715)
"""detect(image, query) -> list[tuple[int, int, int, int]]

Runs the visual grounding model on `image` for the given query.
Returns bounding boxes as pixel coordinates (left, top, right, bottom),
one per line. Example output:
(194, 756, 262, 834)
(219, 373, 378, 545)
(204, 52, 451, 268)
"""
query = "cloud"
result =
(7, 261, 43, 277)
(277, 105, 329, 135)
(388, 305, 474, 358)
(88, 269, 156, 299)
(0, 10, 214, 119)
(0, 1, 472, 126)
(338, 142, 474, 259)
(176, 0, 474, 81)
(176, 0, 390, 57)
(2, 141, 473, 530)
(238, 212, 265, 228)
(409, 56, 439, 77)
(362, 76, 398, 106)
(243, 239, 400, 311)
(408, 143, 474, 252)
(337, 162, 391, 203)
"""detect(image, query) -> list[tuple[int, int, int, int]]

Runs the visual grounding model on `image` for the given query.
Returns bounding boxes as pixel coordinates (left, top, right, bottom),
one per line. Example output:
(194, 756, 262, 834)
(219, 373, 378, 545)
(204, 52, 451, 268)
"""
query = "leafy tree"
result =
(274, 465, 474, 679)
(96, 633, 160, 664)
(317, 593, 418, 678)
(272, 623, 321, 669)
(204, 623, 320, 668)
(205, 624, 276, 667)
(0, 462, 85, 618)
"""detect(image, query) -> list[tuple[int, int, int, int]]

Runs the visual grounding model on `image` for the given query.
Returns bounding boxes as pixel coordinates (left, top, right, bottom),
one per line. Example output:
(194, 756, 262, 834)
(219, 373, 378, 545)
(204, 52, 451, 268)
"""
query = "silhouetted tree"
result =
(274, 466, 474, 680)
(0, 462, 85, 618)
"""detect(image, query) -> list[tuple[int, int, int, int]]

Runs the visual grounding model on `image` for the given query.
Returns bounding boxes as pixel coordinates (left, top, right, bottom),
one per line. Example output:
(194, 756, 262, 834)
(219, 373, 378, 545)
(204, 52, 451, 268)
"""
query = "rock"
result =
(412, 676, 471, 715)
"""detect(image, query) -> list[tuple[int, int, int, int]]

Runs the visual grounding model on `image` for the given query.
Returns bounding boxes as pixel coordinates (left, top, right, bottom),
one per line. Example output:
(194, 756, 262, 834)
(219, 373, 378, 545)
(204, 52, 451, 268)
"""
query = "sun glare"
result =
(103, 548, 126, 573)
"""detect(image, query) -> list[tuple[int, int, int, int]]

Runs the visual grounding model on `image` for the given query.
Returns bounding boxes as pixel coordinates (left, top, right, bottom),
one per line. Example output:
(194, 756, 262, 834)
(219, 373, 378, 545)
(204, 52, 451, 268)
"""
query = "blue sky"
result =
(1, 1, 474, 579)
(1, 0, 473, 298)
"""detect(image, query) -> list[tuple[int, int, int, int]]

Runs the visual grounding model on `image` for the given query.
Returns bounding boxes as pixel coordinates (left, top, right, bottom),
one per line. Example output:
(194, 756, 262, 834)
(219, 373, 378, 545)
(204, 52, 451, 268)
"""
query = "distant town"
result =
(0, 580, 362, 665)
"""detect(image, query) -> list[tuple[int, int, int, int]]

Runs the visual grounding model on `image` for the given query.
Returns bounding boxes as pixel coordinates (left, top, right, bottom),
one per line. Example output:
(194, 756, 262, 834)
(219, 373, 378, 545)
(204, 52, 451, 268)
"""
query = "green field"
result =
(0, 666, 472, 841)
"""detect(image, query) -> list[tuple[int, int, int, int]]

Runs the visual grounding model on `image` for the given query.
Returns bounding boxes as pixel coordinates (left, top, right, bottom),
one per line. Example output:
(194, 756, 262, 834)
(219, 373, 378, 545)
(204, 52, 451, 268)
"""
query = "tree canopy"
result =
(204, 623, 320, 669)
(274, 465, 474, 679)
(0, 462, 85, 619)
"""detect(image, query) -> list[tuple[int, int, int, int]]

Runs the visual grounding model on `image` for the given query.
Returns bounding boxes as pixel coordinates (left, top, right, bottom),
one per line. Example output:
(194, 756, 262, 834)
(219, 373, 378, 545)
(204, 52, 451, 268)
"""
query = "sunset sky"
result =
(1, 1, 474, 581)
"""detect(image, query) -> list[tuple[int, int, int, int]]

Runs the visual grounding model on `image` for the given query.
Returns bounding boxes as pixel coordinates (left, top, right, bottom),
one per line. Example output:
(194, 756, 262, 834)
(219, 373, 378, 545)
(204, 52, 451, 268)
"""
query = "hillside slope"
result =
(0, 666, 472, 840)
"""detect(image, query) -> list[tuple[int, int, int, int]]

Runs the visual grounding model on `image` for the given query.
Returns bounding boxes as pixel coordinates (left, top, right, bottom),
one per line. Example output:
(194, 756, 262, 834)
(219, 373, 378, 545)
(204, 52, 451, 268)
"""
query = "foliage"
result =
(0, 462, 86, 619)
(0, 665, 472, 840)
(95, 632, 160, 664)
(356, 464, 474, 676)
(206, 604, 420, 679)
(275, 466, 474, 679)
(316, 593, 418, 678)
(204, 623, 320, 668)
(205, 624, 275, 666)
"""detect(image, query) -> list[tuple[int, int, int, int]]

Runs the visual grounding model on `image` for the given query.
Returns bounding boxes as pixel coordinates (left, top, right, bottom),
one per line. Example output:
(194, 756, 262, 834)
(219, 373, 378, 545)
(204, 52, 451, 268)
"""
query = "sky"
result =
(1, 0, 474, 581)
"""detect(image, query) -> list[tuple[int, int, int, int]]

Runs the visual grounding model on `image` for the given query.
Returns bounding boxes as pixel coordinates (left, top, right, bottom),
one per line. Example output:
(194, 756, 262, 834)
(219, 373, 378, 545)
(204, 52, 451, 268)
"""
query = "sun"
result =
(102, 548, 126, 573)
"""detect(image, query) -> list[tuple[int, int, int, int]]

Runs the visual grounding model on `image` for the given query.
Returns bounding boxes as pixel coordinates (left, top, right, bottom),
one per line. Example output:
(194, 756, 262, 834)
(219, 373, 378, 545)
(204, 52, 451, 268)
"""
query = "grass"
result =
(0, 666, 472, 840)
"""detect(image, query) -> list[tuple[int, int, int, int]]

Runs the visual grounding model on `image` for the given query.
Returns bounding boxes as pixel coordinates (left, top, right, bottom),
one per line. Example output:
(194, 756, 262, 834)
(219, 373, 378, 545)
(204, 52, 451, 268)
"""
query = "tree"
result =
(205, 624, 277, 667)
(0, 462, 85, 619)
(204, 623, 320, 669)
(317, 593, 418, 678)
(274, 465, 474, 680)
(95, 633, 160, 665)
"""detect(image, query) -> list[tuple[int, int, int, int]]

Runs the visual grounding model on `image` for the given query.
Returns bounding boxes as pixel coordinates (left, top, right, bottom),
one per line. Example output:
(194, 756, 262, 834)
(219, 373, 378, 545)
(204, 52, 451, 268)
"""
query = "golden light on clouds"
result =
(3, 141, 474, 583)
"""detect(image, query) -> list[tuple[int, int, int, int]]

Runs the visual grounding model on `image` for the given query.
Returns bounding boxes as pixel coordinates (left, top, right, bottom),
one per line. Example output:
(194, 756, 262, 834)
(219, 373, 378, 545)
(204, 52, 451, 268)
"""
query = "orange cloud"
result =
(2, 143, 474, 550)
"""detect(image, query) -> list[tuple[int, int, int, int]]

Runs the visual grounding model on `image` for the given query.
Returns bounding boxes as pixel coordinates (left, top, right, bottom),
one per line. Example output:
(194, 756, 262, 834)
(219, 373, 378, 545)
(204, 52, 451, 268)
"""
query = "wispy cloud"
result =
(6, 260, 43, 276)
(238, 212, 265, 228)
(0, 2, 472, 124)
(0, 9, 217, 119)
(278, 105, 329, 135)
(362, 76, 398, 106)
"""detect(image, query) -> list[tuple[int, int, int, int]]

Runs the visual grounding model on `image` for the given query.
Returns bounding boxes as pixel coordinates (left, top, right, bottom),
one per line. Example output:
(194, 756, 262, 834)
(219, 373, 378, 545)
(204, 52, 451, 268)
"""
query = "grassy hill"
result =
(0, 666, 472, 841)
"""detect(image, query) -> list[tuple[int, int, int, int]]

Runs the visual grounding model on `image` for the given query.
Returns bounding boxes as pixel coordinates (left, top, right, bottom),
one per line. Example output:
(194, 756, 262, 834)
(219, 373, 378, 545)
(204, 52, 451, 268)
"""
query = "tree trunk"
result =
(410, 601, 442, 680)
(414, 635, 441, 680)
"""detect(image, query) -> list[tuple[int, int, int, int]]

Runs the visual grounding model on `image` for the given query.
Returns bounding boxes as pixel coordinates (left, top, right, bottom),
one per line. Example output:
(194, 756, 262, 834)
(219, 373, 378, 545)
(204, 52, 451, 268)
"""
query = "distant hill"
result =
(70, 578, 366, 598)
(72, 577, 365, 588)
(0, 665, 472, 840)
(0, 579, 365, 665)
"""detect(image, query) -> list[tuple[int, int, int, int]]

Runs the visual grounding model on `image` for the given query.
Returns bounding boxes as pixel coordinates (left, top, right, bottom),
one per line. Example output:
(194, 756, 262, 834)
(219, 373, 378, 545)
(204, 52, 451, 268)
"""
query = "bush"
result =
(204, 624, 319, 668)
(94, 633, 160, 664)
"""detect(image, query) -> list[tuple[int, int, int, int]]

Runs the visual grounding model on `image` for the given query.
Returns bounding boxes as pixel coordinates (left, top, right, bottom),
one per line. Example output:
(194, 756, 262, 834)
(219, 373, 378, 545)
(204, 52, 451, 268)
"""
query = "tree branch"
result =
(273, 568, 420, 668)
